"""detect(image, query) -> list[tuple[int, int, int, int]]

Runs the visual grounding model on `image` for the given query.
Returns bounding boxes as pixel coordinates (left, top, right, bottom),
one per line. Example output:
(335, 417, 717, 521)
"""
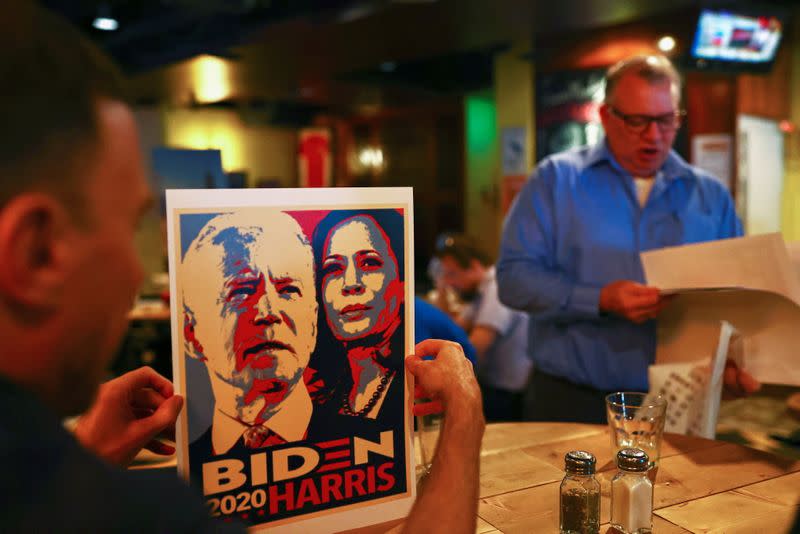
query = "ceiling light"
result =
(92, 3, 118, 31)
(92, 16, 118, 31)
(192, 55, 231, 103)
(657, 35, 676, 53)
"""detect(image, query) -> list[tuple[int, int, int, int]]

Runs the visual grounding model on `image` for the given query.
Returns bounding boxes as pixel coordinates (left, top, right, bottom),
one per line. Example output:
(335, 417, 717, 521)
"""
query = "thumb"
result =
(405, 354, 424, 376)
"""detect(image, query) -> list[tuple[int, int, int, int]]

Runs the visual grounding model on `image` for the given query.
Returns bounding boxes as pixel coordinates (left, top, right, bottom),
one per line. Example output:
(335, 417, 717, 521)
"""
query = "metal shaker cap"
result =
(617, 448, 650, 472)
(564, 450, 596, 475)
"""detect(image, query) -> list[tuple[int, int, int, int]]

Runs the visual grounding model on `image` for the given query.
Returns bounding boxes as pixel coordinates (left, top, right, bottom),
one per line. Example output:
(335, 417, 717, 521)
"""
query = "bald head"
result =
(605, 54, 681, 107)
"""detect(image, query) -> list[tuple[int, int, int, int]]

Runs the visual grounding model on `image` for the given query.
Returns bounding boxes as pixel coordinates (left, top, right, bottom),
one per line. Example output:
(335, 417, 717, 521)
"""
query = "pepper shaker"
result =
(559, 450, 600, 534)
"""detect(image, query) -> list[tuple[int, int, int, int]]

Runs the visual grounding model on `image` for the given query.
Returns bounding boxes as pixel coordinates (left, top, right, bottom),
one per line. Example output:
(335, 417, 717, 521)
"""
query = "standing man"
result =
(435, 235, 531, 421)
(497, 54, 757, 424)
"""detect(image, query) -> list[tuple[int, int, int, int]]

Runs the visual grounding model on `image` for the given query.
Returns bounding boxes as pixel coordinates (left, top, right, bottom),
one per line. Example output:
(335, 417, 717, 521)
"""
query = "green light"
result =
(466, 95, 496, 154)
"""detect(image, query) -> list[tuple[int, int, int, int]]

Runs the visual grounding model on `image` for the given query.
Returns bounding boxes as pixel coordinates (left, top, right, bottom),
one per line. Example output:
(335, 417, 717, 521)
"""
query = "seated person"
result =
(0, 5, 484, 533)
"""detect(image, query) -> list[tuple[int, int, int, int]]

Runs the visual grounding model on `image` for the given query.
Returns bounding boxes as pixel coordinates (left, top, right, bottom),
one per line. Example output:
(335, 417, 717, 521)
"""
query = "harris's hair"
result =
(312, 209, 405, 284)
(0, 3, 128, 216)
(604, 54, 681, 105)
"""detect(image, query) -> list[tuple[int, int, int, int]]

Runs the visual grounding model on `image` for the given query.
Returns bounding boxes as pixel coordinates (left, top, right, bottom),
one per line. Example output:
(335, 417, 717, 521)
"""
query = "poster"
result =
(691, 133, 733, 190)
(501, 127, 527, 176)
(167, 188, 416, 532)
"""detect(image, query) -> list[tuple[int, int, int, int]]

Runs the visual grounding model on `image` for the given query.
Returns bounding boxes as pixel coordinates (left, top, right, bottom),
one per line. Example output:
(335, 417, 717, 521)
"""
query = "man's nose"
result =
(254, 292, 281, 326)
(640, 119, 661, 141)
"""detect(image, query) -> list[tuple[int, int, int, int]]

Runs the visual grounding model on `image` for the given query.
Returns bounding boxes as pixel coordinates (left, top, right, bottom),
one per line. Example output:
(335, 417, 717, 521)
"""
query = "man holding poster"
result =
(0, 5, 484, 533)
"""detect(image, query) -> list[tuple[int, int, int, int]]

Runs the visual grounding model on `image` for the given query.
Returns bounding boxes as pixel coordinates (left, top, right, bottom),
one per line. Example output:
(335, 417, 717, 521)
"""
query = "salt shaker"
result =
(611, 448, 653, 534)
(559, 450, 600, 534)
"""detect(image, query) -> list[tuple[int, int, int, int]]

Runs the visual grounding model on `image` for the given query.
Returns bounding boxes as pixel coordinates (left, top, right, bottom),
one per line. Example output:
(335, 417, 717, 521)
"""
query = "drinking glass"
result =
(605, 392, 667, 469)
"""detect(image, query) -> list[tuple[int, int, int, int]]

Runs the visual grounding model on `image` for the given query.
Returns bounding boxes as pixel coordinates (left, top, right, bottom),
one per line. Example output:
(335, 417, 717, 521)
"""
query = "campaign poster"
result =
(166, 188, 416, 532)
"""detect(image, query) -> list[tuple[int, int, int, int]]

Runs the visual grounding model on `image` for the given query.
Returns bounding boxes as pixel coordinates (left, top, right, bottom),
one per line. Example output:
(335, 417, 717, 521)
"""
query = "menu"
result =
(641, 233, 800, 387)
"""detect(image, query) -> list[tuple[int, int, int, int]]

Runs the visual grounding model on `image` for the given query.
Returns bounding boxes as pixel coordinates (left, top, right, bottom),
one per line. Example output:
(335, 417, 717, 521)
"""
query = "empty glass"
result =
(605, 392, 667, 469)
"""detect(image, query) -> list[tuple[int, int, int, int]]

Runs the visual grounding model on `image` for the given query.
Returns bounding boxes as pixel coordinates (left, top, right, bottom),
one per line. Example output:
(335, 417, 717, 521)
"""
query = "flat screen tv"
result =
(690, 8, 784, 73)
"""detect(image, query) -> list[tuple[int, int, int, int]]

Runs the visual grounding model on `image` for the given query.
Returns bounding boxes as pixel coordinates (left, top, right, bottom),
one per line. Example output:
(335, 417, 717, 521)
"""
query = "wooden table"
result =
(474, 422, 800, 533)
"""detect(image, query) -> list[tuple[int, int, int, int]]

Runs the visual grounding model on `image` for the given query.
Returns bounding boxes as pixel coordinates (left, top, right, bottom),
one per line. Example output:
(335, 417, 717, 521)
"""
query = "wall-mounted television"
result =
(689, 8, 784, 73)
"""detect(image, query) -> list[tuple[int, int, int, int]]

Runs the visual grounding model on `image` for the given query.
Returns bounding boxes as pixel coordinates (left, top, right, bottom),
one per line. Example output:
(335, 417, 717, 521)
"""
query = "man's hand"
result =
(599, 280, 669, 323)
(402, 340, 484, 534)
(722, 359, 761, 399)
(407, 340, 482, 420)
(74, 366, 184, 467)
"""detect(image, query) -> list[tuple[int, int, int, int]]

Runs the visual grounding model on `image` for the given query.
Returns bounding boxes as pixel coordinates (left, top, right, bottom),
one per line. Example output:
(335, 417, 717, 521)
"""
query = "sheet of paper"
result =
(642, 233, 800, 303)
(642, 234, 800, 387)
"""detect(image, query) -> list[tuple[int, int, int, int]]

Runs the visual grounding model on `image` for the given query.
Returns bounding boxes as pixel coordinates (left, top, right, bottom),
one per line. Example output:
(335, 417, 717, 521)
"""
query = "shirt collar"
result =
(586, 138, 693, 181)
(478, 266, 495, 293)
(212, 382, 312, 454)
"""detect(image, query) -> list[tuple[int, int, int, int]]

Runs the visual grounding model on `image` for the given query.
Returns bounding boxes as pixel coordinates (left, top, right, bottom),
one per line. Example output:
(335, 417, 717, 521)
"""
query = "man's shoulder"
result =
(667, 151, 729, 188)
(670, 155, 733, 201)
(539, 144, 598, 174)
(1, 412, 214, 531)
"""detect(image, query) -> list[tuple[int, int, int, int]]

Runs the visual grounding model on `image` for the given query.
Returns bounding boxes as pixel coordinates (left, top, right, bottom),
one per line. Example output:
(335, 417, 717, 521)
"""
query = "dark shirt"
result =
(0, 375, 242, 533)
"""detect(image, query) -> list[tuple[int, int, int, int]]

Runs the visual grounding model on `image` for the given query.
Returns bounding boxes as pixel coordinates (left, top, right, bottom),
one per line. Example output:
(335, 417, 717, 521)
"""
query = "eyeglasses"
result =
(608, 106, 685, 133)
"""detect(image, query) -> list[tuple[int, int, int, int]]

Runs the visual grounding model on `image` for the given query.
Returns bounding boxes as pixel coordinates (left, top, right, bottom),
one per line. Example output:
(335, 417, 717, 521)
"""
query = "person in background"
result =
(497, 53, 759, 424)
(434, 235, 531, 421)
(415, 296, 478, 366)
(0, 4, 484, 532)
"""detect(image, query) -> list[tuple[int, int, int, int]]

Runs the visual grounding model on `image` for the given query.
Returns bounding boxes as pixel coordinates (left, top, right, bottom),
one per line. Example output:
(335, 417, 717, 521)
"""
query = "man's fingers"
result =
(738, 370, 761, 394)
(414, 339, 449, 356)
(723, 365, 745, 397)
(132, 395, 184, 442)
(144, 439, 176, 456)
(413, 400, 444, 417)
(131, 387, 167, 411)
(406, 354, 426, 377)
(124, 366, 174, 399)
(414, 384, 429, 399)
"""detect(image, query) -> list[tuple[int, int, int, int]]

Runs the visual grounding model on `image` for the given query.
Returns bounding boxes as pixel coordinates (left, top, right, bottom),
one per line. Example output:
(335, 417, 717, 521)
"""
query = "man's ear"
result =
(183, 306, 206, 362)
(0, 193, 72, 310)
(598, 102, 612, 127)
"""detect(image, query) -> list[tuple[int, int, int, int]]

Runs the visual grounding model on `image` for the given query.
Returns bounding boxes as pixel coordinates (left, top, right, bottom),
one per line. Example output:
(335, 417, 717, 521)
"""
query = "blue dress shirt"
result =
(497, 140, 742, 391)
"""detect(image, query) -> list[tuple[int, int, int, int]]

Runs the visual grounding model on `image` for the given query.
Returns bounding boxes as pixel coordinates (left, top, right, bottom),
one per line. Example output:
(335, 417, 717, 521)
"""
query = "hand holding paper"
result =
(642, 233, 800, 387)
(599, 280, 670, 323)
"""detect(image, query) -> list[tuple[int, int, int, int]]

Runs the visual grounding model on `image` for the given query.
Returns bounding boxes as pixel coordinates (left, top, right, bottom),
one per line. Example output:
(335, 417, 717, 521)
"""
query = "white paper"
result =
(648, 321, 735, 438)
(642, 233, 800, 386)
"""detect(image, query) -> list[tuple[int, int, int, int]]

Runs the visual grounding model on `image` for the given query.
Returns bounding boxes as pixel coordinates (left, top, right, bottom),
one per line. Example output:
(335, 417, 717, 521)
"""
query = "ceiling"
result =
(42, 0, 793, 114)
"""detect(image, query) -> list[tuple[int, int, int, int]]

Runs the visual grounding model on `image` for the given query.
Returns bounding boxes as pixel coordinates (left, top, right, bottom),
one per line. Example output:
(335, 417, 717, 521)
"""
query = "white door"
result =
(736, 114, 784, 235)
